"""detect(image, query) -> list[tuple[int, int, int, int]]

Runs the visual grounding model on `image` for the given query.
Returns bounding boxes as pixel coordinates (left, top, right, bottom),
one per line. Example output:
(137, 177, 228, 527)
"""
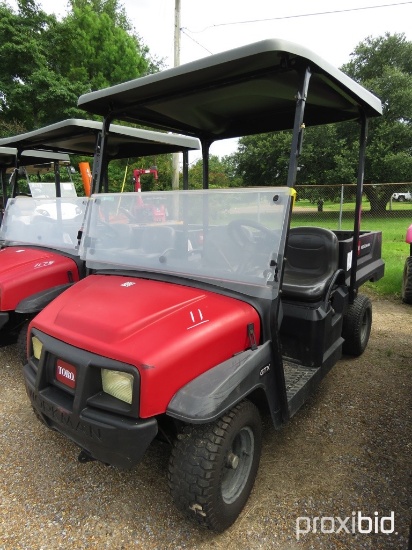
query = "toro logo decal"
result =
(357, 240, 371, 256)
(55, 360, 77, 389)
(121, 281, 136, 287)
(34, 260, 55, 269)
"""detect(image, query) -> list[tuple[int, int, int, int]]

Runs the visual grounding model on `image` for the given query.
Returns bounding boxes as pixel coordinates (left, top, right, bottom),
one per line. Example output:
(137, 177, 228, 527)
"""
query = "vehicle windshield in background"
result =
(0, 197, 87, 253)
(80, 188, 292, 298)
(29, 181, 77, 199)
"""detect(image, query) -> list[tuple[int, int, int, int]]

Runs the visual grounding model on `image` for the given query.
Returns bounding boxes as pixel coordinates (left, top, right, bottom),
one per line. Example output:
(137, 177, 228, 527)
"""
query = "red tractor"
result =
(132, 167, 167, 223)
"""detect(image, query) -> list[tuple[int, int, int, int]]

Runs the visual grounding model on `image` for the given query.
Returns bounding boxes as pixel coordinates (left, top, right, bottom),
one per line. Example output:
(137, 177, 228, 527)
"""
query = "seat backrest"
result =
(282, 226, 339, 301)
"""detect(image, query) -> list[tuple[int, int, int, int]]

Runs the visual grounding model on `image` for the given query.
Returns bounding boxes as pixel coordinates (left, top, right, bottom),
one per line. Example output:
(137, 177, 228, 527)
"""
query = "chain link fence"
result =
(292, 182, 412, 230)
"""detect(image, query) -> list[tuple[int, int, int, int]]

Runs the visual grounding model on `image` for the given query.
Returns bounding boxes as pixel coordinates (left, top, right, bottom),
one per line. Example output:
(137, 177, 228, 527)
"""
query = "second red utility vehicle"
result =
(0, 120, 199, 354)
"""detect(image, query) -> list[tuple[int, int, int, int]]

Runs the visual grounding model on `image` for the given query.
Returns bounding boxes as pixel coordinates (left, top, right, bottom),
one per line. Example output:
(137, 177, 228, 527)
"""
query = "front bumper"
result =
(0, 312, 10, 331)
(23, 329, 158, 469)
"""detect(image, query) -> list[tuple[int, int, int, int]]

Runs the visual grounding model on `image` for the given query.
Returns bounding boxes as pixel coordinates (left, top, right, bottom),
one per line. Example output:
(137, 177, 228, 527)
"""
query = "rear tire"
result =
(168, 400, 262, 532)
(401, 256, 412, 304)
(342, 294, 372, 356)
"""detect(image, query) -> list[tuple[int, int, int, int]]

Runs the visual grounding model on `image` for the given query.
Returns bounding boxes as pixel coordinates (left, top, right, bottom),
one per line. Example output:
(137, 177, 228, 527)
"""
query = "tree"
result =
(0, 1, 63, 130)
(230, 33, 412, 214)
(234, 124, 359, 192)
(0, 0, 160, 133)
(342, 33, 412, 213)
(188, 155, 241, 188)
(233, 132, 291, 186)
(53, 0, 156, 93)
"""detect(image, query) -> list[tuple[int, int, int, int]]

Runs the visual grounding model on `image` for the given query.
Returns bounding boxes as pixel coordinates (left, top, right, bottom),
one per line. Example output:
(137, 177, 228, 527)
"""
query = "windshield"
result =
(0, 197, 88, 253)
(80, 188, 292, 298)
(29, 181, 77, 198)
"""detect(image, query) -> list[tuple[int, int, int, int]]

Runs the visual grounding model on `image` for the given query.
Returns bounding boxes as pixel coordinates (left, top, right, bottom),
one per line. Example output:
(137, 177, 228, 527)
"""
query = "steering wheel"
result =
(227, 219, 274, 248)
(227, 219, 275, 274)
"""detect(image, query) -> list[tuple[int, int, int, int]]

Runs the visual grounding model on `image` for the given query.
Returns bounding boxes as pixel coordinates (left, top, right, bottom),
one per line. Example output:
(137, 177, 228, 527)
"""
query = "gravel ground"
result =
(0, 297, 411, 550)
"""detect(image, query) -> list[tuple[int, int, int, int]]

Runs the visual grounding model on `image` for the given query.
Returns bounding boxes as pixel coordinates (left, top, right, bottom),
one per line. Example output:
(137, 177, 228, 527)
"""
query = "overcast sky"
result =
(12, 0, 411, 67)
(7, 0, 412, 158)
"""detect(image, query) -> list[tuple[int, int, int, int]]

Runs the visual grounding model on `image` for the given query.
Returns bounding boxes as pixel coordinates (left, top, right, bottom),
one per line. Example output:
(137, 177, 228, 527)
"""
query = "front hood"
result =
(0, 246, 80, 310)
(33, 274, 261, 417)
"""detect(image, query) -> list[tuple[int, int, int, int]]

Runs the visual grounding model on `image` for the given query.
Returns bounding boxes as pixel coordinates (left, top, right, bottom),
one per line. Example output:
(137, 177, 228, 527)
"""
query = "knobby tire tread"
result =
(342, 294, 372, 356)
(168, 400, 261, 532)
(401, 256, 412, 304)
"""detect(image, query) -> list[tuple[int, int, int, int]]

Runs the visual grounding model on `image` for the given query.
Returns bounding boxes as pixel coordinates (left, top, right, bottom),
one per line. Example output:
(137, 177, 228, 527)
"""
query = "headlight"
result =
(101, 369, 133, 404)
(32, 336, 43, 360)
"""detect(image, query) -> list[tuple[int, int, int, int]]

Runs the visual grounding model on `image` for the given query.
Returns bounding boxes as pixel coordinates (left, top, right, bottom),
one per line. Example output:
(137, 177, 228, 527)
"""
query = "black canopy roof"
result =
(0, 119, 200, 158)
(78, 38, 382, 142)
(0, 147, 17, 167)
(0, 147, 70, 169)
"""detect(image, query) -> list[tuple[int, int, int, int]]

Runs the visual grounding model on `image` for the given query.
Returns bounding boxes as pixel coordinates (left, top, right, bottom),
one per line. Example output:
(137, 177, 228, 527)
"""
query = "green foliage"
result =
(234, 124, 360, 189)
(343, 33, 412, 185)
(234, 132, 292, 186)
(188, 155, 241, 188)
(0, 0, 160, 132)
(0, 1, 60, 128)
(56, 0, 154, 91)
(229, 33, 412, 215)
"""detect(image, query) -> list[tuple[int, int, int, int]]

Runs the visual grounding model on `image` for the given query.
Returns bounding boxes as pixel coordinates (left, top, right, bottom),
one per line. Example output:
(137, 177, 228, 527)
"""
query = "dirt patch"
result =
(0, 297, 410, 549)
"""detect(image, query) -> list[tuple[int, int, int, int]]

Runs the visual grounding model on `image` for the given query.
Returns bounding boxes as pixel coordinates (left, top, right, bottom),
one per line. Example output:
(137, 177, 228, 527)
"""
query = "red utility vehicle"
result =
(24, 39, 384, 532)
(0, 120, 199, 355)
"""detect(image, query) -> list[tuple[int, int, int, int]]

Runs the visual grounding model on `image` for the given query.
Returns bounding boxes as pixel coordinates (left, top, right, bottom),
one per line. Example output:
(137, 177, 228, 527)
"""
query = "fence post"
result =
(338, 184, 344, 229)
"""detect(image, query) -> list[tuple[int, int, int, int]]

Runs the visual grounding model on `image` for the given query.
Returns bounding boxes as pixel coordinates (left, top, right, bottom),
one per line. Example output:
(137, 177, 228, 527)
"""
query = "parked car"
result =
(392, 191, 411, 202)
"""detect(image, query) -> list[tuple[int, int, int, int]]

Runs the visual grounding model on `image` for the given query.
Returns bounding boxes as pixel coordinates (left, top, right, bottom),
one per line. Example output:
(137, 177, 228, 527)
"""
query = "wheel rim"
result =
(221, 426, 254, 504)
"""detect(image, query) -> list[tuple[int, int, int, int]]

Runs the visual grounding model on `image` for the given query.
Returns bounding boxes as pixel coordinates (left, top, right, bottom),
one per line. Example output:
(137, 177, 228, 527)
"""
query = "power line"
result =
(183, 1, 412, 33)
(181, 28, 213, 54)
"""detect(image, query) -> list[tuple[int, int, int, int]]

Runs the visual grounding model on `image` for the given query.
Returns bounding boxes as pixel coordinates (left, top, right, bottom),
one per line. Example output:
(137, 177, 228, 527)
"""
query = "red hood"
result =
(0, 246, 80, 310)
(32, 274, 261, 417)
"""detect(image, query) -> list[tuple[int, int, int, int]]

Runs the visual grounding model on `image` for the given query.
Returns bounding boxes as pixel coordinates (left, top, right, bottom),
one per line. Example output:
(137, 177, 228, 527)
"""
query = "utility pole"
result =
(172, 0, 181, 190)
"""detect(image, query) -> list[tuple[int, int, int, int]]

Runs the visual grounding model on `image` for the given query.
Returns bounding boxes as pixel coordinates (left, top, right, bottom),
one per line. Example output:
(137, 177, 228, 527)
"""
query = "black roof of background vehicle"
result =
(78, 38, 382, 142)
(0, 147, 17, 167)
(0, 119, 200, 158)
(0, 147, 70, 169)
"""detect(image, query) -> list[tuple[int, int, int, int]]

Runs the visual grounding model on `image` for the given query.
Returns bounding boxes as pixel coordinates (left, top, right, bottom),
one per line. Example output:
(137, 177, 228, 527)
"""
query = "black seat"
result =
(282, 226, 339, 301)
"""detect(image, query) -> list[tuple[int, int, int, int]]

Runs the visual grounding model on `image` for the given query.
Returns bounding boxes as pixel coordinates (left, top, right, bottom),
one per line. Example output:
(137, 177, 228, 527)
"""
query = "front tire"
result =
(401, 256, 412, 304)
(342, 294, 372, 356)
(168, 400, 262, 532)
